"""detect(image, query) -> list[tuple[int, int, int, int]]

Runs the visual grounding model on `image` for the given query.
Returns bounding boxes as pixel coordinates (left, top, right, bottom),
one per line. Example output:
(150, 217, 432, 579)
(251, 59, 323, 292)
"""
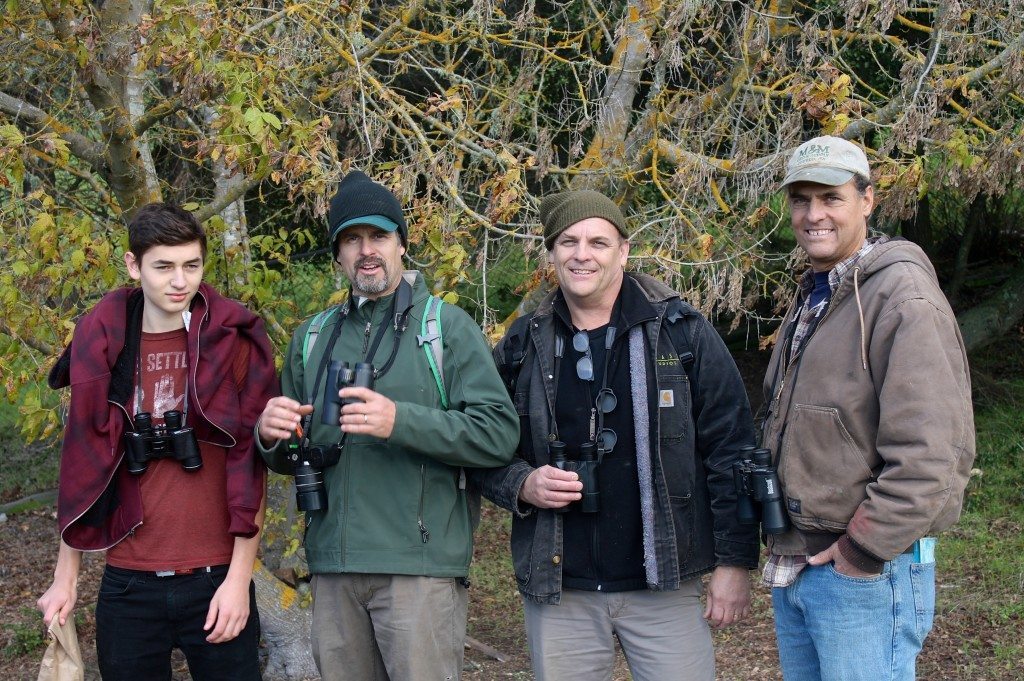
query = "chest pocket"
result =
(655, 359, 696, 504)
(655, 337, 693, 443)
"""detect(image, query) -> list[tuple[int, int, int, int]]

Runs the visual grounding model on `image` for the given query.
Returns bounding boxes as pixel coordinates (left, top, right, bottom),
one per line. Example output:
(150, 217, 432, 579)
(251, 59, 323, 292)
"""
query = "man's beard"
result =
(352, 256, 392, 295)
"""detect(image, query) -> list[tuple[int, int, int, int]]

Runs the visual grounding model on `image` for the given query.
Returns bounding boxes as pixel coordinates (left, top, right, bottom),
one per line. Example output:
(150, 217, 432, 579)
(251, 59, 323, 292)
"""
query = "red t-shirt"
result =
(106, 328, 235, 570)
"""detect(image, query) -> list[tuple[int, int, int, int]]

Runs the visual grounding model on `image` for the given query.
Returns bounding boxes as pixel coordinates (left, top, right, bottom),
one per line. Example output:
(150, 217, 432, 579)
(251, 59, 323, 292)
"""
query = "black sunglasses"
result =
(572, 330, 594, 381)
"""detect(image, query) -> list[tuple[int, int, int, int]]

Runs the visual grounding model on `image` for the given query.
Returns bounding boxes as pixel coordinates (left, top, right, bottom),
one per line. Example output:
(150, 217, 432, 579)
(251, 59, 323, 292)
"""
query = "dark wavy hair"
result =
(127, 203, 207, 260)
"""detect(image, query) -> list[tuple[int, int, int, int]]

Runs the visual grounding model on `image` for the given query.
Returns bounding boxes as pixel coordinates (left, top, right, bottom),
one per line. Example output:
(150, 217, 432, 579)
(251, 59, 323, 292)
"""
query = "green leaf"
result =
(262, 112, 283, 130)
(0, 124, 24, 145)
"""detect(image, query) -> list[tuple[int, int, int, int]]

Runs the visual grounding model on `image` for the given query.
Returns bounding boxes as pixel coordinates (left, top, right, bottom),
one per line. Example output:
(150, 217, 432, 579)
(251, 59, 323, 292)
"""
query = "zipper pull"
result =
(361, 320, 372, 354)
(418, 521, 430, 543)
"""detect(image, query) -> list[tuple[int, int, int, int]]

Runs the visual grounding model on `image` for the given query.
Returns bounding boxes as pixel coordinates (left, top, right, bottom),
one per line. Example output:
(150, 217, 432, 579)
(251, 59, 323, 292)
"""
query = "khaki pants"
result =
(523, 578, 714, 681)
(311, 573, 469, 681)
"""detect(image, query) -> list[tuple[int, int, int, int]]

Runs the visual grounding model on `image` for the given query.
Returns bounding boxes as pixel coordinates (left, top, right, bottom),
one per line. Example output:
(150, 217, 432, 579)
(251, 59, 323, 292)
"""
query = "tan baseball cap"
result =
(781, 136, 870, 188)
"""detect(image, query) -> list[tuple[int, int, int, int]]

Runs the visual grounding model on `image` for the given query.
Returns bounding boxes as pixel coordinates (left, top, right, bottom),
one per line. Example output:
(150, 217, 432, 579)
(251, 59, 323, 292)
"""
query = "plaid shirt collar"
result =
(796, 235, 889, 303)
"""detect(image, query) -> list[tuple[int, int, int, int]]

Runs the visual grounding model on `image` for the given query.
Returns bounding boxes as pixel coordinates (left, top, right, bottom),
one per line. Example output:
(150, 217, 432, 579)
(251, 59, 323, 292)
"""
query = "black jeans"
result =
(95, 564, 261, 681)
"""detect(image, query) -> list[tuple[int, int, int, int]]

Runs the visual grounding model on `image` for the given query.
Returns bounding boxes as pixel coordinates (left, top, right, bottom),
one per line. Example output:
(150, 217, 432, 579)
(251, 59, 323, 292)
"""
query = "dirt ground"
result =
(2, 506, 1021, 681)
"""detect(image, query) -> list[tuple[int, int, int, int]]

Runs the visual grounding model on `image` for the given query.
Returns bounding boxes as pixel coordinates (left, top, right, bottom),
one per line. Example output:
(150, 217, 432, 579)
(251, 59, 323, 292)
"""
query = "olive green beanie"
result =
(539, 190, 628, 250)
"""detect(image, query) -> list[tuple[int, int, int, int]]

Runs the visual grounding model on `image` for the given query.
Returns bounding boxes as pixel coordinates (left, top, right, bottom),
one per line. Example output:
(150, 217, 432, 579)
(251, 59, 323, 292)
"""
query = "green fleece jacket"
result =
(262, 272, 517, 576)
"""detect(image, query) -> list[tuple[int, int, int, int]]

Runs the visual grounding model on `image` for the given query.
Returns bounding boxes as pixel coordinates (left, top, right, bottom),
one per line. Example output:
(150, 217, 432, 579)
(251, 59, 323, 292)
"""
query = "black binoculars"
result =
(321, 361, 375, 426)
(123, 410, 202, 474)
(733, 445, 790, 534)
(290, 361, 375, 513)
(549, 440, 600, 514)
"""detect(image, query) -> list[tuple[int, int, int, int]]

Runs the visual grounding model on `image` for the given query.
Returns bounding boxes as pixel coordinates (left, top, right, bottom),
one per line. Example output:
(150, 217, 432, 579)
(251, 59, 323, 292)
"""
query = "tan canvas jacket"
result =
(761, 238, 975, 562)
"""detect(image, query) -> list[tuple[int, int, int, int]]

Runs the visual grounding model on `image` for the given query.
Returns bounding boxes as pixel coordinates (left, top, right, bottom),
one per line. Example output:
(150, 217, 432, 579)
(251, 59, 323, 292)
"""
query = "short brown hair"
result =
(127, 203, 207, 260)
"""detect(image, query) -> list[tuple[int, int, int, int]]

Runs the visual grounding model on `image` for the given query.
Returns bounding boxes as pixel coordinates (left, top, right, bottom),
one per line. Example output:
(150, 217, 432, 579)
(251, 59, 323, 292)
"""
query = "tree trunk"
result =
(900, 194, 933, 257)
(576, 0, 666, 189)
(254, 561, 319, 680)
(203, 106, 253, 293)
(948, 194, 984, 306)
(957, 266, 1024, 353)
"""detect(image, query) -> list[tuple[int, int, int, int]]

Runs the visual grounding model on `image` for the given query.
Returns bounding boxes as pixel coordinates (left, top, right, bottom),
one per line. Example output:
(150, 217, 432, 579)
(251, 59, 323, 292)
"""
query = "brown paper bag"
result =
(37, 618, 85, 681)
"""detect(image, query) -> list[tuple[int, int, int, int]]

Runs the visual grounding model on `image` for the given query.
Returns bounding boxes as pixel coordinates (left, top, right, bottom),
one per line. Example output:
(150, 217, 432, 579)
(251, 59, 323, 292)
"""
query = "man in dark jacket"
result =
(476, 190, 758, 681)
(38, 203, 276, 680)
(256, 171, 518, 681)
(762, 136, 975, 680)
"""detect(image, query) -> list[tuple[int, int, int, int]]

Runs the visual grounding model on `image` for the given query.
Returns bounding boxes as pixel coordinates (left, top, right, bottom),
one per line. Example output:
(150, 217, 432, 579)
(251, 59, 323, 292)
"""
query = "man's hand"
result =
(257, 397, 314, 446)
(518, 465, 583, 508)
(703, 566, 751, 629)
(204, 575, 251, 644)
(339, 387, 396, 439)
(808, 540, 877, 578)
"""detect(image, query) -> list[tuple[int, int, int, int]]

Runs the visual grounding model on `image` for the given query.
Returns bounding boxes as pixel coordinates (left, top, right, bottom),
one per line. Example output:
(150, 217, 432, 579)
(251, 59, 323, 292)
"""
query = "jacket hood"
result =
(831, 237, 938, 303)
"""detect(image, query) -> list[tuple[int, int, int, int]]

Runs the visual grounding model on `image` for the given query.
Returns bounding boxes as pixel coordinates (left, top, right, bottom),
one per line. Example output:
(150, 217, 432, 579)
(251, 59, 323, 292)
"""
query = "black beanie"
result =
(327, 171, 408, 247)
(539, 190, 628, 250)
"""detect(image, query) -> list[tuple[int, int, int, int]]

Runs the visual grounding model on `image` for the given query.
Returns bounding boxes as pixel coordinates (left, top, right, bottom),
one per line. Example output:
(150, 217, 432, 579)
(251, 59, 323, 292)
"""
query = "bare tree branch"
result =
(132, 99, 183, 137)
(194, 174, 263, 223)
(0, 90, 106, 169)
(0, 319, 55, 357)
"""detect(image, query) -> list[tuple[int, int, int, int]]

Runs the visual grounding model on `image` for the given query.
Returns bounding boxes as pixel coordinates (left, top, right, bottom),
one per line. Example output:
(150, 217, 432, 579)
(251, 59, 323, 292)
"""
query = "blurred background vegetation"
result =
(2, 1, 1022, 676)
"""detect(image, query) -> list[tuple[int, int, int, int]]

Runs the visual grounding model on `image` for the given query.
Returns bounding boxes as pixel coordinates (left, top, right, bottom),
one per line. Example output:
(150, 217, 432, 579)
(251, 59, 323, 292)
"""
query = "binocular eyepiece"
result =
(733, 445, 790, 534)
(123, 410, 203, 474)
(322, 361, 375, 426)
(549, 440, 600, 514)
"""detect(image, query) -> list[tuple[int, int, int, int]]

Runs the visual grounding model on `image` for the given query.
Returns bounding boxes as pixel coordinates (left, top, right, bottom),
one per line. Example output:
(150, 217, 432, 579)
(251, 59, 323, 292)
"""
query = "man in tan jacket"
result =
(760, 136, 975, 681)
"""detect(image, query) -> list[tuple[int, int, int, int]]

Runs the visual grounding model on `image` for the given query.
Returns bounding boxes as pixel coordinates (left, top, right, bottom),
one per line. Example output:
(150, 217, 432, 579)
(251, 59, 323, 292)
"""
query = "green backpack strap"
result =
(302, 305, 343, 367)
(417, 295, 448, 410)
(417, 296, 468, 494)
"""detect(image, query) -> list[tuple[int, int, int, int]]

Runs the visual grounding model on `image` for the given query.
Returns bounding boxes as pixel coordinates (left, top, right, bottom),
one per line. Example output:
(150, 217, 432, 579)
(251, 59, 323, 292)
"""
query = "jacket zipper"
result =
(62, 400, 143, 551)
(771, 296, 841, 465)
(417, 464, 430, 543)
(361, 317, 373, 356)
(187, 290, 236, 446)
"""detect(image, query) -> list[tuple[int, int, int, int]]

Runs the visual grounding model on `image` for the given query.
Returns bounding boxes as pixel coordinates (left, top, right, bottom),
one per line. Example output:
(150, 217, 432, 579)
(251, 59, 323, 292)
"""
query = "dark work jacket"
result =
(475, 273, 758, 604)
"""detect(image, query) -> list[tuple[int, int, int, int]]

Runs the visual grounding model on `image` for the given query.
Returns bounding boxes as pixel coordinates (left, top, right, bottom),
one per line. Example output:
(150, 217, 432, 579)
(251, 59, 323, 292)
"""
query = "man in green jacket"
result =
(257, 171, 518, 681)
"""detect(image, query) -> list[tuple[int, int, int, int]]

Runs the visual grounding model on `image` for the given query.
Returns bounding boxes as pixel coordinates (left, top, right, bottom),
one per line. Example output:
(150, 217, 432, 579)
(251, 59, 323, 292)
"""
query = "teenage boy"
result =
(38, 203, 277, 680)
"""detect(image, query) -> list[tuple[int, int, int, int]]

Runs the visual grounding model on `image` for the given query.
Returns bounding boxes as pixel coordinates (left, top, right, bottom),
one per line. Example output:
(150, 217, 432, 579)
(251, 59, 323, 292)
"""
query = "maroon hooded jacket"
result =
(48, 283, 278, 551)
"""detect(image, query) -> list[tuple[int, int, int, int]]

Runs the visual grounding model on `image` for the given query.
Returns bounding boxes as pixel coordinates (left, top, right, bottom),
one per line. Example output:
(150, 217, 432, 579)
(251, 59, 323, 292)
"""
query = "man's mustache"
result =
(356, 257, 386, 269)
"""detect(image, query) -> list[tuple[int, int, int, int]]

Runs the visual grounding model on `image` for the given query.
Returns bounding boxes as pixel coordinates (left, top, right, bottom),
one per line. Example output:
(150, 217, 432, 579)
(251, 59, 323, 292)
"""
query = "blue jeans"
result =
(95, 564, 261, 681)
(772, 553, 935, 681)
